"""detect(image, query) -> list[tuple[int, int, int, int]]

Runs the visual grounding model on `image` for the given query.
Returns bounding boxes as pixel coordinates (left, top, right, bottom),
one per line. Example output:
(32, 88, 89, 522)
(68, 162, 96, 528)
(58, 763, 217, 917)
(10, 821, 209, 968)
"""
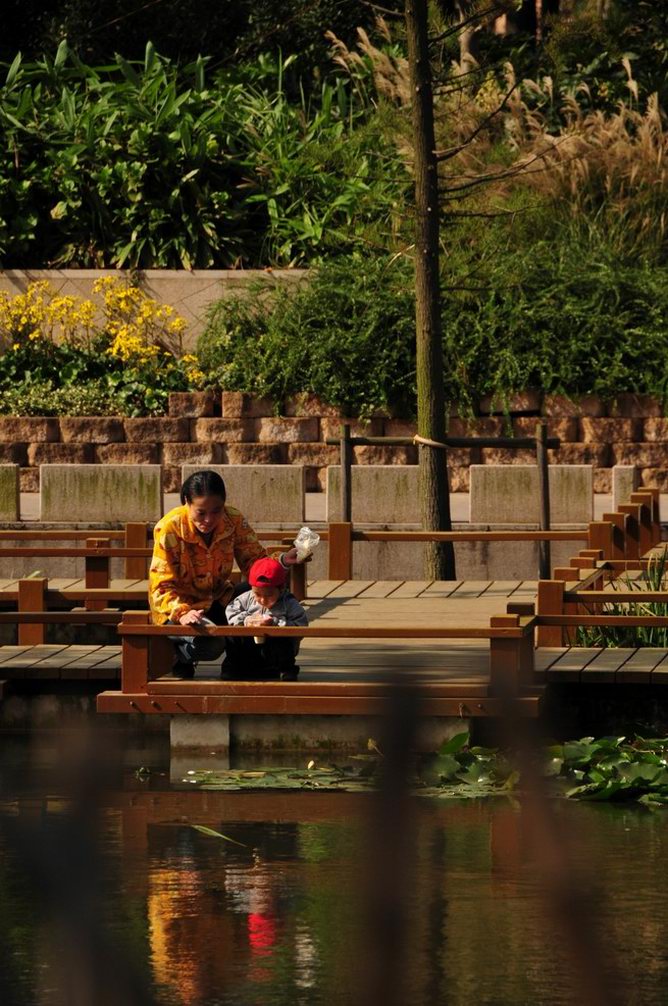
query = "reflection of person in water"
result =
(224, 857, 279, 983)
(146, 821, 318, 1000)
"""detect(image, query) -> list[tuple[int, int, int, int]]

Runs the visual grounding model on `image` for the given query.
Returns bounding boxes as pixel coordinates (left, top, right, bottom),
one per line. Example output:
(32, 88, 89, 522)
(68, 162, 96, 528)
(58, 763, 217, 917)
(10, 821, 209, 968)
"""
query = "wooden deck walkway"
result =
(0, 578, 149, 603)
(3, 579, 668, 694)
(0, 579, 535, 683)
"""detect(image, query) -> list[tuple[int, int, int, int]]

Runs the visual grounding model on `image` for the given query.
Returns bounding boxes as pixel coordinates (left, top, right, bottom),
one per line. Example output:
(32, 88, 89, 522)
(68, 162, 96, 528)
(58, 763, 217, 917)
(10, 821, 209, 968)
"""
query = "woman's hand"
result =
(281, 547, 312, 566)
(179, 609, 206, 626)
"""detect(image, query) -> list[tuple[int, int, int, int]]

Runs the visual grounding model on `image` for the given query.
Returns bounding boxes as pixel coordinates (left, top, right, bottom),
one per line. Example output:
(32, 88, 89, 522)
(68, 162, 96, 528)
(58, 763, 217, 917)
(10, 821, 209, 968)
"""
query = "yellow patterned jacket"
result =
(149, 504, 269, 624)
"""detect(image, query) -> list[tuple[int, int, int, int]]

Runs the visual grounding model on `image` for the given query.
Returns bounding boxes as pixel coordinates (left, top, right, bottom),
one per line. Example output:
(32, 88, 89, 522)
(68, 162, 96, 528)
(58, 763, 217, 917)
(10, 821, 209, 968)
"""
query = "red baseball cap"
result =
(249, 557, 287, 588)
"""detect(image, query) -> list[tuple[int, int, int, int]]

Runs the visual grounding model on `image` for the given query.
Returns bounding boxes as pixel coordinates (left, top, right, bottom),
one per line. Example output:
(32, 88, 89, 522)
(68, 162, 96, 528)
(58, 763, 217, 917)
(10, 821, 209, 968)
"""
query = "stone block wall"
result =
(7, 390, 668, 493)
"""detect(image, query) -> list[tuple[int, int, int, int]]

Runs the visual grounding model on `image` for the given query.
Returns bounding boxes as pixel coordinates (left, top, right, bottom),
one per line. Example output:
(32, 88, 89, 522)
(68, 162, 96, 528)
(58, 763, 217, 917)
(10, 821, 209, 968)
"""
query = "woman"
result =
(149, 470, 300, 677)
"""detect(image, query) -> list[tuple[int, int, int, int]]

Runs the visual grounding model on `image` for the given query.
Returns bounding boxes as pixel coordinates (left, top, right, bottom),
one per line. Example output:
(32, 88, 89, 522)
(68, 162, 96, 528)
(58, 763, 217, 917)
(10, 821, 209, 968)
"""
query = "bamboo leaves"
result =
(0, 46, 405, 268)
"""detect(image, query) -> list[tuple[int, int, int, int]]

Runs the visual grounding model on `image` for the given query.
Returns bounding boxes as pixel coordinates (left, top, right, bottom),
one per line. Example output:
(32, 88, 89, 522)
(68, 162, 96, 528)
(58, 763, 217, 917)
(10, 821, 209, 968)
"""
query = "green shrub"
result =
(0, 46, 407, 269)
(197, 256, 416, 418)
(443, 233, 668, 412)
(198, 241, 668, 418)
(0, 381, 125, 416)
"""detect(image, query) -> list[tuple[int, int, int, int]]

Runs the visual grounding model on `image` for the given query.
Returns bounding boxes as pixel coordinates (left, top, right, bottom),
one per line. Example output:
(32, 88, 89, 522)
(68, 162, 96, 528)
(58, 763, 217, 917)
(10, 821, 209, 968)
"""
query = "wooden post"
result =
(85, 537, 111, 611)
(578, 549, 603, 564)
(18, 577, 47, 645)
(630, 491, 654, 556)
(553, 565, 579, 643)
(618, 504, 640, 559)
(570, 558, 596, 573)
(536, 579, 565, 647)
(121, 611, 150, 694)
(489, 614, 533, 695)
(587, 521, 613, 560)
(602, 511, 627, 560)
(125, 522, 148, 579)
(328, 522, 353, 580)
(149, 634, 175, 680)
(646, 487, 661, 544)
(289, 562, 307, 602)
(340, 423, 352, 523)
(536, 420, 551, 579)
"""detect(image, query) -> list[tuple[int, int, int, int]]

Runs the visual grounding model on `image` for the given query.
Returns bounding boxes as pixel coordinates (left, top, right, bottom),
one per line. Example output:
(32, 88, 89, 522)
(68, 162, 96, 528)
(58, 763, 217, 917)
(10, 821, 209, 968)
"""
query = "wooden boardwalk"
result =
(0, 579, 535, 684)
(2, 578, 667, 693)
(0, 578, 149, 603)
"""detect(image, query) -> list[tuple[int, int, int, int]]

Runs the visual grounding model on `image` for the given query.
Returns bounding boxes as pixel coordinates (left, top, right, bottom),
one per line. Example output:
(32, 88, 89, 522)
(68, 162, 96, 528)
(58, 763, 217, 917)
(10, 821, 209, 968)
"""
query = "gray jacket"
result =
(225, 588, 309, 628)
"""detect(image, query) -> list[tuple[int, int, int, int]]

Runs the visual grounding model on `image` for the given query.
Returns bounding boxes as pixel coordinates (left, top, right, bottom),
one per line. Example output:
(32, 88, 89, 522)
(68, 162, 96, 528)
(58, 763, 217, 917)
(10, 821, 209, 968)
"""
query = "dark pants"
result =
(169, 584, 249, 666)
(223, 634, 299, 678)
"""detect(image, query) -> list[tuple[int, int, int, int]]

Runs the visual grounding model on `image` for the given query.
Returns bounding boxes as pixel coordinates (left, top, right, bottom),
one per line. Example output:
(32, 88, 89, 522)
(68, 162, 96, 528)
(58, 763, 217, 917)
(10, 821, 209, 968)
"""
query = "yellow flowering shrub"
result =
(0, 278, 189, 362)
(0, 280, 96, 348)
(92, 276, 188, 364)
(0, 278, 202, 415)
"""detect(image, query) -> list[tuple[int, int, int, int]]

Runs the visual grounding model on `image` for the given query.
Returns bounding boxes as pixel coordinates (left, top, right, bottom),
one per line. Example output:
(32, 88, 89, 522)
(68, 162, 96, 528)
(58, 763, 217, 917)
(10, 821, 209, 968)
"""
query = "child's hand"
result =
(244, 613, 274, 627)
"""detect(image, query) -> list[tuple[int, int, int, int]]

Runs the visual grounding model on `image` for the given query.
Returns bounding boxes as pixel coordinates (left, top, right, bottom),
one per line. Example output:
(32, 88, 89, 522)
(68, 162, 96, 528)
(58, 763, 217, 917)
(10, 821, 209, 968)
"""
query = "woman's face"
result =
(187, 494, 225, 534)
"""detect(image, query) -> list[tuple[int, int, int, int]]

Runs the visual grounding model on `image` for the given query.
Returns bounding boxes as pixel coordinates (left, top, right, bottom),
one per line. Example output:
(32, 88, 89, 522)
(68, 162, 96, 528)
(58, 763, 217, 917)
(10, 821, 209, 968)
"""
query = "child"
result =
(223, 557, 308, 681)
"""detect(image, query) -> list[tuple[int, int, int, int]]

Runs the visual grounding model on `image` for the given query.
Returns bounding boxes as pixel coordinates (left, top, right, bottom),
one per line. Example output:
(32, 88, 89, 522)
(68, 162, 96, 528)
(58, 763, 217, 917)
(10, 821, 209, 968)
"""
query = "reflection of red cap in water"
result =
(249, 557, 287, 588)
(248, 913, 277, 955)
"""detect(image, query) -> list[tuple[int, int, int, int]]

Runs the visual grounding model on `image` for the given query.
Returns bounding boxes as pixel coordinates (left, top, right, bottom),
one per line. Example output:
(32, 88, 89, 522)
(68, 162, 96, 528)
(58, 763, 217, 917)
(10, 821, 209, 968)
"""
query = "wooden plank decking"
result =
(0, 578, 666, 695)
(0, 578, 150, 604)
(0, 579, 527, 682)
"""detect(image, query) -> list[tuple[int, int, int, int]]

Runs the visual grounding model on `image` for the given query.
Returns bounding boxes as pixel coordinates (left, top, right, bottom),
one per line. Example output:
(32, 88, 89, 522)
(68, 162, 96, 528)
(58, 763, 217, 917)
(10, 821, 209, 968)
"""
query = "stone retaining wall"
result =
(6, 389, 668, 493)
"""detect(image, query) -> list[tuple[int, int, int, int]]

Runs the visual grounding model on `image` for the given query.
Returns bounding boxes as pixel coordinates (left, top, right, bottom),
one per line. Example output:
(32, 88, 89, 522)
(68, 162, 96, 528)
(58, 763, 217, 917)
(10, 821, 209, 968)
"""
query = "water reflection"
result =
(1, 739, 668, 1005)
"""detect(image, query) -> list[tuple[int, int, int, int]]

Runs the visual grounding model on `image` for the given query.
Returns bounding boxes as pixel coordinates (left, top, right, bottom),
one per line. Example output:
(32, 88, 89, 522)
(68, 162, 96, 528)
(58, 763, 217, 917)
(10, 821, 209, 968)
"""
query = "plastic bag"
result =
(293, 526, 320, 561)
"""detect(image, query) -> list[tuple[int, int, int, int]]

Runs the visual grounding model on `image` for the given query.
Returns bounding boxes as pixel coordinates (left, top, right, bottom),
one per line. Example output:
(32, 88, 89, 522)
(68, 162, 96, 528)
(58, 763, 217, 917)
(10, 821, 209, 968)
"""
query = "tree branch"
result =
(434, 80, 521, 162)
(428, 3, 509, 45)
(359, 0, 405, 18)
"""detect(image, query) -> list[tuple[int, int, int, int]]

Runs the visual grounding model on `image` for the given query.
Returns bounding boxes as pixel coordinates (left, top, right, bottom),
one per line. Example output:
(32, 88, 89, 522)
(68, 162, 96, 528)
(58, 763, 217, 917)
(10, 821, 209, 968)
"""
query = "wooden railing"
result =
(326, 525, 591, 579)
(535, 488, 663, 645)
(104, 610, 538, 717)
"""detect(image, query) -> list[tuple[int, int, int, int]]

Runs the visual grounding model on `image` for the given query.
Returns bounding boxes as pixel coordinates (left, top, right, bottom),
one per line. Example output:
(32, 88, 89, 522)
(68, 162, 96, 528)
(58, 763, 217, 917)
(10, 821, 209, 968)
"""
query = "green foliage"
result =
(197, 239, 668, 418)
(576, 553, 668, 648)
(179, 733, 668, 808)
(0, 379, 124, 416)
(551, 734, 668, 806)
(197, 256, 416, 418)
(1, 0, 397, 79)
(0, 360, 189, 417)
(443, 230, 668, 412)
(0, 46, 407, 269)
(542, 0, 668, 109)
(184, 734, 519, 799)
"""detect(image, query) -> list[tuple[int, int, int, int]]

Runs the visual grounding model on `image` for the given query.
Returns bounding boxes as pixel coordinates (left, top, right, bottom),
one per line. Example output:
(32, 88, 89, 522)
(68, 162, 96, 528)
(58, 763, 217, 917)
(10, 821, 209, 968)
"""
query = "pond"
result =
(0, 733, 666, 1006)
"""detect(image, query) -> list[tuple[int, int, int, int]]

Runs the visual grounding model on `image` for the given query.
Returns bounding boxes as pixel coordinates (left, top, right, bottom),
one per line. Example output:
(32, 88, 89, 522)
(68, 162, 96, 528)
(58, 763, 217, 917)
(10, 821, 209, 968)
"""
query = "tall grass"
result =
(508, 76, 668, 260)
(576, 553, 668, 649)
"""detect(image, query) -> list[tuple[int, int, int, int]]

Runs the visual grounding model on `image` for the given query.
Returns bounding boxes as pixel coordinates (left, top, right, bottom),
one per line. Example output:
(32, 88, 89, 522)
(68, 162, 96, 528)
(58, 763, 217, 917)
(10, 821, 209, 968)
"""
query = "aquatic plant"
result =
(549, 735, 668, 807)
(181, 731, 668, 808)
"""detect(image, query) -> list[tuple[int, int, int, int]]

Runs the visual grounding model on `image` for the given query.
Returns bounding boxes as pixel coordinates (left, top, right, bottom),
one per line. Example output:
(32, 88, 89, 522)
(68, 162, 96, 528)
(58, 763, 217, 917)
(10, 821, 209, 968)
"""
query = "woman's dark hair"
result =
(180, 470, 227, 505)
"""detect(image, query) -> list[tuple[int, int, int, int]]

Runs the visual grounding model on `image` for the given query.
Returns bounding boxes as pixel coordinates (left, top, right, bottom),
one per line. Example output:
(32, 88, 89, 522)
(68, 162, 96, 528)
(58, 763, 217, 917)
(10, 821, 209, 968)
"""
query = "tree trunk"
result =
(405, 0, 456, 580)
